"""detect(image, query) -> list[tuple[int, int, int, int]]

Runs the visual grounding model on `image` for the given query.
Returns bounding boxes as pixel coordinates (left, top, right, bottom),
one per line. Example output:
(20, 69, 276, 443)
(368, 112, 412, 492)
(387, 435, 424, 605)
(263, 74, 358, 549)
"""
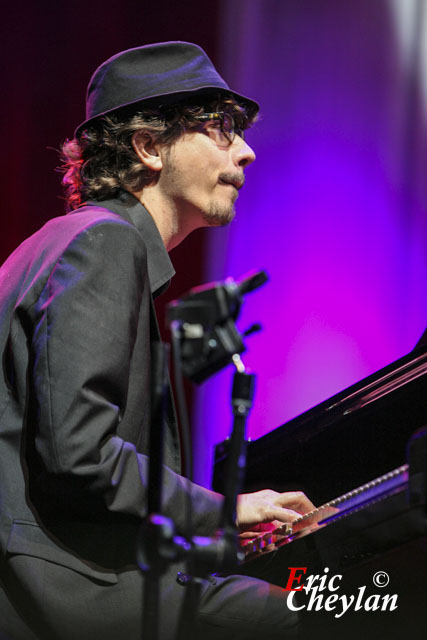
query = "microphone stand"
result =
(176, 354, 255, 639)
(137, 343, 256, 640)
(223, 355, 256, 532)
(137, 341, 171, 640)
(137, 271, 266, 639)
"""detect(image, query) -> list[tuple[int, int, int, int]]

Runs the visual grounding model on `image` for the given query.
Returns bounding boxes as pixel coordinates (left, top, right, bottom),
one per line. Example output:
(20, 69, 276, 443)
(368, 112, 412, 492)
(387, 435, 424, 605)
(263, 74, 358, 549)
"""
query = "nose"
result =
(232, 135, 256, 168)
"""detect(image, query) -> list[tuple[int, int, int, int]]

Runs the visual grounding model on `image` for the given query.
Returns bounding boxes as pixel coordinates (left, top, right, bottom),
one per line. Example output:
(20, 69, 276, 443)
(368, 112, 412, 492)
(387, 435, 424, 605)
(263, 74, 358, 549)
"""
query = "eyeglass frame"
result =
(191, 112, 245, 145)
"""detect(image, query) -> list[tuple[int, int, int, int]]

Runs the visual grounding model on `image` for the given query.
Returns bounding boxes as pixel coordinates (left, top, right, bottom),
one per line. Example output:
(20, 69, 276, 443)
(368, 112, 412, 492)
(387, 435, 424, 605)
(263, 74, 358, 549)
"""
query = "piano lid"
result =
(213, 345, 427, 505)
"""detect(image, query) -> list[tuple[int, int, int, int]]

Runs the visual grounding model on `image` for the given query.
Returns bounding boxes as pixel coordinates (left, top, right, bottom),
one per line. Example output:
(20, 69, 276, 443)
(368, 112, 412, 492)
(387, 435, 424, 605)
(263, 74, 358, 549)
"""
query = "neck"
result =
(131, 185, 202, 252)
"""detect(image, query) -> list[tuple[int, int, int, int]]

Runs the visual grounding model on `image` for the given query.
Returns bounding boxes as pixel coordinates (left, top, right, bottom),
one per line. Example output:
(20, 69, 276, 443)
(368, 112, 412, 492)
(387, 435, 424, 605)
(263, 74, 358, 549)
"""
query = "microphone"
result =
(235, 270, 268, 296)
(167, 270, 268, 326)
(166, 270, 268, 383)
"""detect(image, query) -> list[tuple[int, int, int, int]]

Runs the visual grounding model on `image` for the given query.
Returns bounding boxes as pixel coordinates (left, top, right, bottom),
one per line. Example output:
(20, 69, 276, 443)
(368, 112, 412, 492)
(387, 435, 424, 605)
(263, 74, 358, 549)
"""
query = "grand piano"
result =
(213, 346, 427, 639)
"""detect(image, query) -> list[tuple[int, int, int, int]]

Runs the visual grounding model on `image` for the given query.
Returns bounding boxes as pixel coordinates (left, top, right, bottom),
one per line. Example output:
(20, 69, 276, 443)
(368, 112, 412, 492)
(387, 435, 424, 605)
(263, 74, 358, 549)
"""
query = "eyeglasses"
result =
(192, 112, 245, 146)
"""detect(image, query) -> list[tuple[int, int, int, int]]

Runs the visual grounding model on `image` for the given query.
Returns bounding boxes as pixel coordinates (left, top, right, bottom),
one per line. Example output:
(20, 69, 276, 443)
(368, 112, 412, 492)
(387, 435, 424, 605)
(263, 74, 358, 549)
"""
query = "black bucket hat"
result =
(75, 41, 259, 137)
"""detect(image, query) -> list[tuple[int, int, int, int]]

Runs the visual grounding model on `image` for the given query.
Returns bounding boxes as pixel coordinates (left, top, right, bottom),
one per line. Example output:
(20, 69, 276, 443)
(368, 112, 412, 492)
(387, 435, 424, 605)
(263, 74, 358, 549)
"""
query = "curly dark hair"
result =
(60, 94, 257, 211)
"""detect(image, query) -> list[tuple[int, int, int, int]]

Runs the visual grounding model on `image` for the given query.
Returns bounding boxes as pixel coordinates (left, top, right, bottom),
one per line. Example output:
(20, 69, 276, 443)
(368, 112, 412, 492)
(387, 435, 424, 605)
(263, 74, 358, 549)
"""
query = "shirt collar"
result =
(85, 191, 175, 296)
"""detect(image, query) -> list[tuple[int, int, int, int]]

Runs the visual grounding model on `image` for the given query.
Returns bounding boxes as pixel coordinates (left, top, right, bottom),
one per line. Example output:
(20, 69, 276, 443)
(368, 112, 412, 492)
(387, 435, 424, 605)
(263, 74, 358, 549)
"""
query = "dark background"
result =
(1, 0, 222, 314)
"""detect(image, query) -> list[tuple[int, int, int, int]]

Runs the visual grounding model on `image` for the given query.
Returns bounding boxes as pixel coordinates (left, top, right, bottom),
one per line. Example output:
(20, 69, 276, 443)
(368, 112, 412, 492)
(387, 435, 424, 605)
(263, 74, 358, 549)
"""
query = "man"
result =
(0, 42, 313, 639)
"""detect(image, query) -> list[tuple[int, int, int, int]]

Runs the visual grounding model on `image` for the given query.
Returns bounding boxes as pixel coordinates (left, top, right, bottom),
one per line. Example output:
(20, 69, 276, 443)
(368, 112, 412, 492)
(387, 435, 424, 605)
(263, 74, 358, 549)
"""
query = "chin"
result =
(202, 202, 236, 227)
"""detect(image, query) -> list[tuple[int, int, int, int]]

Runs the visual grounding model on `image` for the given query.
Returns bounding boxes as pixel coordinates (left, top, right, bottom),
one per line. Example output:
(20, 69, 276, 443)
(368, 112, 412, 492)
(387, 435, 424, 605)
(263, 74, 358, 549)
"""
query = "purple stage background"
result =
(194, 0, 427, 487)
(2, 0, 427, 492)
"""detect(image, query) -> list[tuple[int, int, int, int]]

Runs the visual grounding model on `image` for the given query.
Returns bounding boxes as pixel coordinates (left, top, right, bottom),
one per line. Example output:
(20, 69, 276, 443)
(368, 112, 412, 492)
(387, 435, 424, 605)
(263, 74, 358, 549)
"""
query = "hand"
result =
(236, 489, 315, 537)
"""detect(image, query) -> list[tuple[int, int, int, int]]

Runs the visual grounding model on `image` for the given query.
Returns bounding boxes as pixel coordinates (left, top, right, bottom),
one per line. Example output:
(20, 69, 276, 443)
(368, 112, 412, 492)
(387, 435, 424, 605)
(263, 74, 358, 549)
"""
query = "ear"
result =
(132, 131, 163, 172)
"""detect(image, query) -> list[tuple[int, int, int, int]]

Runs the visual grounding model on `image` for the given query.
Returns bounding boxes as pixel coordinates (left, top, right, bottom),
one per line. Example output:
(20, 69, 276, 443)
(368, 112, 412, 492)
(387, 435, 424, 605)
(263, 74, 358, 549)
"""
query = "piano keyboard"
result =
(241, 464, 409, 559)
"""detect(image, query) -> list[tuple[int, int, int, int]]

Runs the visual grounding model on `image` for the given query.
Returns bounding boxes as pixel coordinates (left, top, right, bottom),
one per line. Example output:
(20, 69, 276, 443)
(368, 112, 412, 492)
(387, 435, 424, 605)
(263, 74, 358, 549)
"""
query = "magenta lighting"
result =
(194, 1, 427, 488)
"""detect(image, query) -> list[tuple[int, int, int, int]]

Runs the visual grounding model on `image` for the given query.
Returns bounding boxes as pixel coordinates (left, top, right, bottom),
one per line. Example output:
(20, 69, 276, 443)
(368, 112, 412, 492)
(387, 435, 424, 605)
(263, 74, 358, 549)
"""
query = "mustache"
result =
(218, 172, 245, 190)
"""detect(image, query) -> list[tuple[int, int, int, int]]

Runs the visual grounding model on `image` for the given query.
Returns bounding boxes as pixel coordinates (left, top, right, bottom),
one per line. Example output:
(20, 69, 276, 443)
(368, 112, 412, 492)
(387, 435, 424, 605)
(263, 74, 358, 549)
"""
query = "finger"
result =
(251, 522, 277, 533)
(265, 507, 301, 524)
(271, 519, 292, 531)
(274, 491, 316, 514)
(238, 531, 263, 539)
(238, 520, 287, 535)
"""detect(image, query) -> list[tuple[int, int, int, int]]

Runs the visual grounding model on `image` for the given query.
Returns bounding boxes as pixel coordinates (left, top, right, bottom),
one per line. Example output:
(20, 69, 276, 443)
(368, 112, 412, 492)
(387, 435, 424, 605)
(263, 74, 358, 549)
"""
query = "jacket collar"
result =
(85, 191, 175, 296)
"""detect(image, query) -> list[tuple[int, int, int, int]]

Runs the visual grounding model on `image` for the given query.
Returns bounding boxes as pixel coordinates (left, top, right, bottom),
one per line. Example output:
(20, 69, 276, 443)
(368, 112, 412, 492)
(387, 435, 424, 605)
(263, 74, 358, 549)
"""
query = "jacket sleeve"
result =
(27, 219, 223, 534)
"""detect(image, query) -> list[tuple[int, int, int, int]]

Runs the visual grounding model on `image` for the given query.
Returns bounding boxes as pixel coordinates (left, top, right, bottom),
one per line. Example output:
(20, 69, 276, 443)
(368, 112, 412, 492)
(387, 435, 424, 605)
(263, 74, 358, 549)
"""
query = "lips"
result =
(219, 174, 245, 190)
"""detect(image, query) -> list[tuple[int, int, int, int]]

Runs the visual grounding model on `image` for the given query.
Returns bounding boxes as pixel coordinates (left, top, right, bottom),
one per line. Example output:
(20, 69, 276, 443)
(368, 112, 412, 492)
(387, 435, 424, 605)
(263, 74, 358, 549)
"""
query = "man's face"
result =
(157, 120, 256, 229)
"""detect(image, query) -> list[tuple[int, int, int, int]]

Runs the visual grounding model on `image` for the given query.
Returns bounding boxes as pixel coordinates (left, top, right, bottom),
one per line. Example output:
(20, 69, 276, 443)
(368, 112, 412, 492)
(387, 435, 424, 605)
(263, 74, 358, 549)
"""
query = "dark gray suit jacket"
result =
(0, 192, 223, 639)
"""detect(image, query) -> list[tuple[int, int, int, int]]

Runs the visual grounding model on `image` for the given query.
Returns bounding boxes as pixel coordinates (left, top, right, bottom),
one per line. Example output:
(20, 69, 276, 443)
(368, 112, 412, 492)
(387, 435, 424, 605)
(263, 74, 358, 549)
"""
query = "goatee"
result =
(202, 202, 236, 227)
